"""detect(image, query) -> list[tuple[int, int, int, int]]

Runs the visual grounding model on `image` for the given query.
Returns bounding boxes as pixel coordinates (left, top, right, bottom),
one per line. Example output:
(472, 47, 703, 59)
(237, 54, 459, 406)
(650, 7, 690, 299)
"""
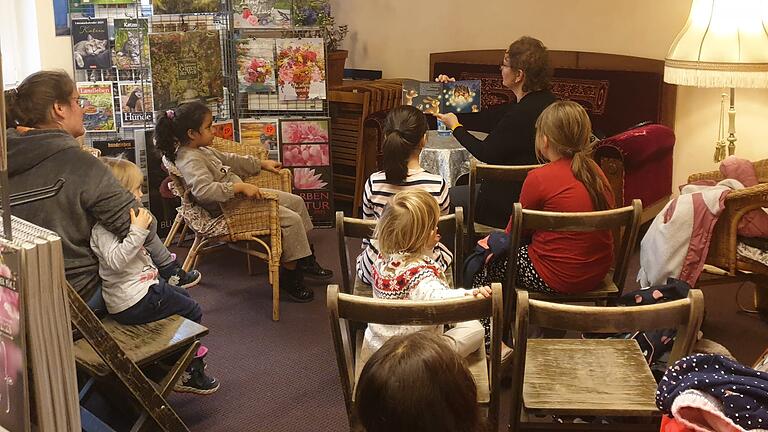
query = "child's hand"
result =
(130, 207, 153, 230)
(435, 74, 456, 83)
(470, 286, 493, 298)
(261, 160, 283, 174)
(234, 182, 263, 199)
(434, 112, 460, 130)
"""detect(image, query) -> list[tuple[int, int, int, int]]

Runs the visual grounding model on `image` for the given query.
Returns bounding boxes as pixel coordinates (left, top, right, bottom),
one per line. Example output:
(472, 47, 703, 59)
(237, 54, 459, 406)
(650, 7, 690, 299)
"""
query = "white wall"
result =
(34, 0, 75, 75)
(332, 0, 768, 192)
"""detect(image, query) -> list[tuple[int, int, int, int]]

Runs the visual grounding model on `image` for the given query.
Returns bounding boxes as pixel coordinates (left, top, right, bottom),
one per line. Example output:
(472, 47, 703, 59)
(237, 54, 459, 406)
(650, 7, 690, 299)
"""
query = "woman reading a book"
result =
(435, 36, 557, 229)
(3, 70, 194, 312)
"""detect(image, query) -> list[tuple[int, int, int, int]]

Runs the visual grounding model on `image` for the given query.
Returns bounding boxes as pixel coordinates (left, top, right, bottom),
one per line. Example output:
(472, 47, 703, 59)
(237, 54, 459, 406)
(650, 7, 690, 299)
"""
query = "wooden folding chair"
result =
(327, 282, 502, 431)
(509, 289, 704, 432)
(335, 207, 464, 296)
(69, 284, 206, 432)
(467, 160, 542, 241)
(504, 199, 642, 326)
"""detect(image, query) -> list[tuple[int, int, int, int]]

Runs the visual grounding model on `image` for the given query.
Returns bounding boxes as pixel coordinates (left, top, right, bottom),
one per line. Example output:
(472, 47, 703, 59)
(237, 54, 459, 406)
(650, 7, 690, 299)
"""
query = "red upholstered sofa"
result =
(430, 49, 677, 223)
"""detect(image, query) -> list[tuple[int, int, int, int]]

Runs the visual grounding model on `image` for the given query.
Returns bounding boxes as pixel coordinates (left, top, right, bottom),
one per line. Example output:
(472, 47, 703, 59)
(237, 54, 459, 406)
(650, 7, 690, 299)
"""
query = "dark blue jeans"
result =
(112, 279, 202, 325)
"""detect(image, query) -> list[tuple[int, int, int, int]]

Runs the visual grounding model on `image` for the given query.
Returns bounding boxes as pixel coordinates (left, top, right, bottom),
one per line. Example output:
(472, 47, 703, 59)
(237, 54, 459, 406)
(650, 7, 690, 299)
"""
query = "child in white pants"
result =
(154, 102, 333, 303)
(361, 189, 488, 363)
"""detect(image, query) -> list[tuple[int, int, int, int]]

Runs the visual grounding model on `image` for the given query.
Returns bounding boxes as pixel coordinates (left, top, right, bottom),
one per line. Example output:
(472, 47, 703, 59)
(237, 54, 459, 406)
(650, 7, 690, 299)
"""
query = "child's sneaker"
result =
(174, 357, 219, 395)
(160, 263, 202, 289)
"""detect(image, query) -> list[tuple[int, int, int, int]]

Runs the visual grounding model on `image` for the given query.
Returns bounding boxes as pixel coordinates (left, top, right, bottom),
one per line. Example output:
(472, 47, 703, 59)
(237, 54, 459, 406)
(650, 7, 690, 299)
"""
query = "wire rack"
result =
(68, 0, 330, 144)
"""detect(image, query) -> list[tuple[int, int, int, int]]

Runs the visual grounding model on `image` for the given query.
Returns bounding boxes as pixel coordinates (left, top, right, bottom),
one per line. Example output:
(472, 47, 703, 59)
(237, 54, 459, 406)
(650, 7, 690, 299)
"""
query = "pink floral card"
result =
(282, 144, 329, 166)
(278, 118, 334, 226)
(237, 37, 276, 94)
(280, 119, 329, 144)
(276, 38, 326, 101)
(293, 167, 330, 190)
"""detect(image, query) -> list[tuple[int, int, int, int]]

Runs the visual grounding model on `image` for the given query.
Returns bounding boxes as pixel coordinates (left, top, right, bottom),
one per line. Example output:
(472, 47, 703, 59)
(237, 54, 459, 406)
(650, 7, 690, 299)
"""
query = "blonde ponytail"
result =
(535, 101, 613, 211)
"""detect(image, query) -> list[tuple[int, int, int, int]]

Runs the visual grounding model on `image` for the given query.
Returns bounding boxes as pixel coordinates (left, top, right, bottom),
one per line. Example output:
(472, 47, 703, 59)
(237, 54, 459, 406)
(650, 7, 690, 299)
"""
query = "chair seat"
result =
(523, 339, 658, 417)
(528, 274, 619, 302)
(353, 330, 490, 404)
(74, 315, 208, 377)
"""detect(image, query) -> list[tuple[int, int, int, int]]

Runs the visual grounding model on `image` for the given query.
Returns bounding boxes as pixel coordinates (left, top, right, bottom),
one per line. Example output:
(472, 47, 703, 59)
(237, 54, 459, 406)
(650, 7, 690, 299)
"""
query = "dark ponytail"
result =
(382, 105, 427, 184)
(4, 70, 75, 128)
(154, 101, 211, 162)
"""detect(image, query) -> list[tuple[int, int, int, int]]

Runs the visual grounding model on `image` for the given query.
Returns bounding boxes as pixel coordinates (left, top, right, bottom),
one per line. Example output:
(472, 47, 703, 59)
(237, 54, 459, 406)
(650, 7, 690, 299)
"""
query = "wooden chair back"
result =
(336, 207, 464, 294)
(467, 160, 542, 239)
(505, 199, 642, 320)
(509, 289, 704, 431)
(327, 282, 503, 430)
(329, 90, 372, 216)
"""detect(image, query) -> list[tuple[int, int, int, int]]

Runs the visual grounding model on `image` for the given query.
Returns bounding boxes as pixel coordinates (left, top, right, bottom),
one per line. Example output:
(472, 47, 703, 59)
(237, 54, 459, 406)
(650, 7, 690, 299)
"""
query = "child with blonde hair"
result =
(361, 189, 488, 362)
(473, 100, 615, 294)
(357, 105, 452, 287)
(90, 157, 219, 395)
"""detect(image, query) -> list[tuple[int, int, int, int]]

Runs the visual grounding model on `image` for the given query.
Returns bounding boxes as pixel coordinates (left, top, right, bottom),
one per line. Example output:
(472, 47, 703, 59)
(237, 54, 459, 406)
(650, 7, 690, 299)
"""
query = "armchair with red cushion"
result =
(595, 124, 676, 224)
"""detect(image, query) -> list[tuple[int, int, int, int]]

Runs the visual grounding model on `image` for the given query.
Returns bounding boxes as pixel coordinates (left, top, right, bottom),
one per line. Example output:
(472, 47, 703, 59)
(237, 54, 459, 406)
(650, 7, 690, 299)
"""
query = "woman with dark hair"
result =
(356, 105, 452, 288)
(356, 331, 485, 432)
(4, 70, 197, 310)
(436, 36, 557, 228)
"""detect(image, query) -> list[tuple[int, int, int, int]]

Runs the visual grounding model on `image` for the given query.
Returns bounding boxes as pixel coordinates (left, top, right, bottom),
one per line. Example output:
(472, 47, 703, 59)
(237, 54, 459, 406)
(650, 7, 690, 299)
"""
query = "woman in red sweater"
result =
(474, 100, 615, 294)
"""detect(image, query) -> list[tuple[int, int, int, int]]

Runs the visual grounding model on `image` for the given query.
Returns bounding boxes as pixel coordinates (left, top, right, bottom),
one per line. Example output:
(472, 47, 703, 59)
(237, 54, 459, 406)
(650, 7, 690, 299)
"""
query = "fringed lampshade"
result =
(665, 0, 768, 161)
(664, 0, 768, 88)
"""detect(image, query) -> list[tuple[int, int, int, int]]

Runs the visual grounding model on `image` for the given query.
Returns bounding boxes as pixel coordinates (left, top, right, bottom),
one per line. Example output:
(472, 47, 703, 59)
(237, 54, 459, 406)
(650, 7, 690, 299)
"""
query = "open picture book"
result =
(402, 79, 482, 114)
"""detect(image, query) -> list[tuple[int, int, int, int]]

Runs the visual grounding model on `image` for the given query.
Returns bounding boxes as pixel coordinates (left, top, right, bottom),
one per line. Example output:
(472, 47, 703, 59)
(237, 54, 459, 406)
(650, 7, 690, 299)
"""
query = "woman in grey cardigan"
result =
(4, 70, 198, 310)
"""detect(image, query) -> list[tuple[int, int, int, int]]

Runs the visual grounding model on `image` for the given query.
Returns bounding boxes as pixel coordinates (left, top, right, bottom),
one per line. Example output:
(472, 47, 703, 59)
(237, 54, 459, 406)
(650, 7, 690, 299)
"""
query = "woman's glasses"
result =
(74, 96, 88, 108)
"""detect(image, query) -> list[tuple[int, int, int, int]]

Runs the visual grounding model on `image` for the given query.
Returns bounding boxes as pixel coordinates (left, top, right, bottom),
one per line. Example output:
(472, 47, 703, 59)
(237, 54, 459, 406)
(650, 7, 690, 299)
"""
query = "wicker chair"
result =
(688, 159, 768, 315)
(165, 137, 292, 321)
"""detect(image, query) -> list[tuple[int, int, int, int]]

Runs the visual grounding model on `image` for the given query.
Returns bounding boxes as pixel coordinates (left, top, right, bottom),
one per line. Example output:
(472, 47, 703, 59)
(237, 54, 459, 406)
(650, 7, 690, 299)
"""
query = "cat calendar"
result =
(71, 19, 111, 70)
(112, 18, 149, 70)
(402, 79, 482, 114)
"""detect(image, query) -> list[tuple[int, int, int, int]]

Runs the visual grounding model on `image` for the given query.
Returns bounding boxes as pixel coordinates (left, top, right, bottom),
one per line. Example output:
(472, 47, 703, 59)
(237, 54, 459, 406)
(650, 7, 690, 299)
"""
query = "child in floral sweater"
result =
(361, 189, 488, 362)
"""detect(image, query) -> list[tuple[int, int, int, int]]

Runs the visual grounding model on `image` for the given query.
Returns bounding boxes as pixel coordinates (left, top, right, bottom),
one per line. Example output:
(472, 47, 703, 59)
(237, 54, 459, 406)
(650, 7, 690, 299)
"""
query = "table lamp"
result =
(664, 0, 768, 162)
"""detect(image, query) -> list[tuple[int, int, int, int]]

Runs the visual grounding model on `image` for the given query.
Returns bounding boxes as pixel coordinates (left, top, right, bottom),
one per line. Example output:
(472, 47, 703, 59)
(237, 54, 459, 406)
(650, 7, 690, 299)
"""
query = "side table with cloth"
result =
(420, 130, 487, 187)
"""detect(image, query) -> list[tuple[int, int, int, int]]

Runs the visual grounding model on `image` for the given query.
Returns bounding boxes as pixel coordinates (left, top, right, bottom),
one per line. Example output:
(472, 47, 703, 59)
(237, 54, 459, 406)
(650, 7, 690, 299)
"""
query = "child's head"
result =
(535, 100, 591, 161)
(382, 105, 428, 184)
(101, 156, 143, 200)
(154, 101, 213, 162)
(535, 100, 612, 210)
(374, 189, 439, 256)
(355, 331, 483, 432)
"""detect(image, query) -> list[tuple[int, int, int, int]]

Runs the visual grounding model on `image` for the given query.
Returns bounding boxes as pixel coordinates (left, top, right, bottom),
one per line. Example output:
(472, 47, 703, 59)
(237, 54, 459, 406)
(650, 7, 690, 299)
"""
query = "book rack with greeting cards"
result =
(226, 0, 335, 227)
(68, 0, 335, 229)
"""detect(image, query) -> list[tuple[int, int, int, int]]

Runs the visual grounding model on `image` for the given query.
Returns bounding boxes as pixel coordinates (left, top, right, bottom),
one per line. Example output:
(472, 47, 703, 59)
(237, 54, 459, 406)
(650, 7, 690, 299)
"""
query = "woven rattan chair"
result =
(688, 159, 768, 316)
(165, 137, 292, 321)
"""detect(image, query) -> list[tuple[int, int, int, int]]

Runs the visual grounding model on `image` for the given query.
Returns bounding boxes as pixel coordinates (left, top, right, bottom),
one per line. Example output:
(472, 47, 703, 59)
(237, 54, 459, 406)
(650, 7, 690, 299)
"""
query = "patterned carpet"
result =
(164, 228, 768, 431)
